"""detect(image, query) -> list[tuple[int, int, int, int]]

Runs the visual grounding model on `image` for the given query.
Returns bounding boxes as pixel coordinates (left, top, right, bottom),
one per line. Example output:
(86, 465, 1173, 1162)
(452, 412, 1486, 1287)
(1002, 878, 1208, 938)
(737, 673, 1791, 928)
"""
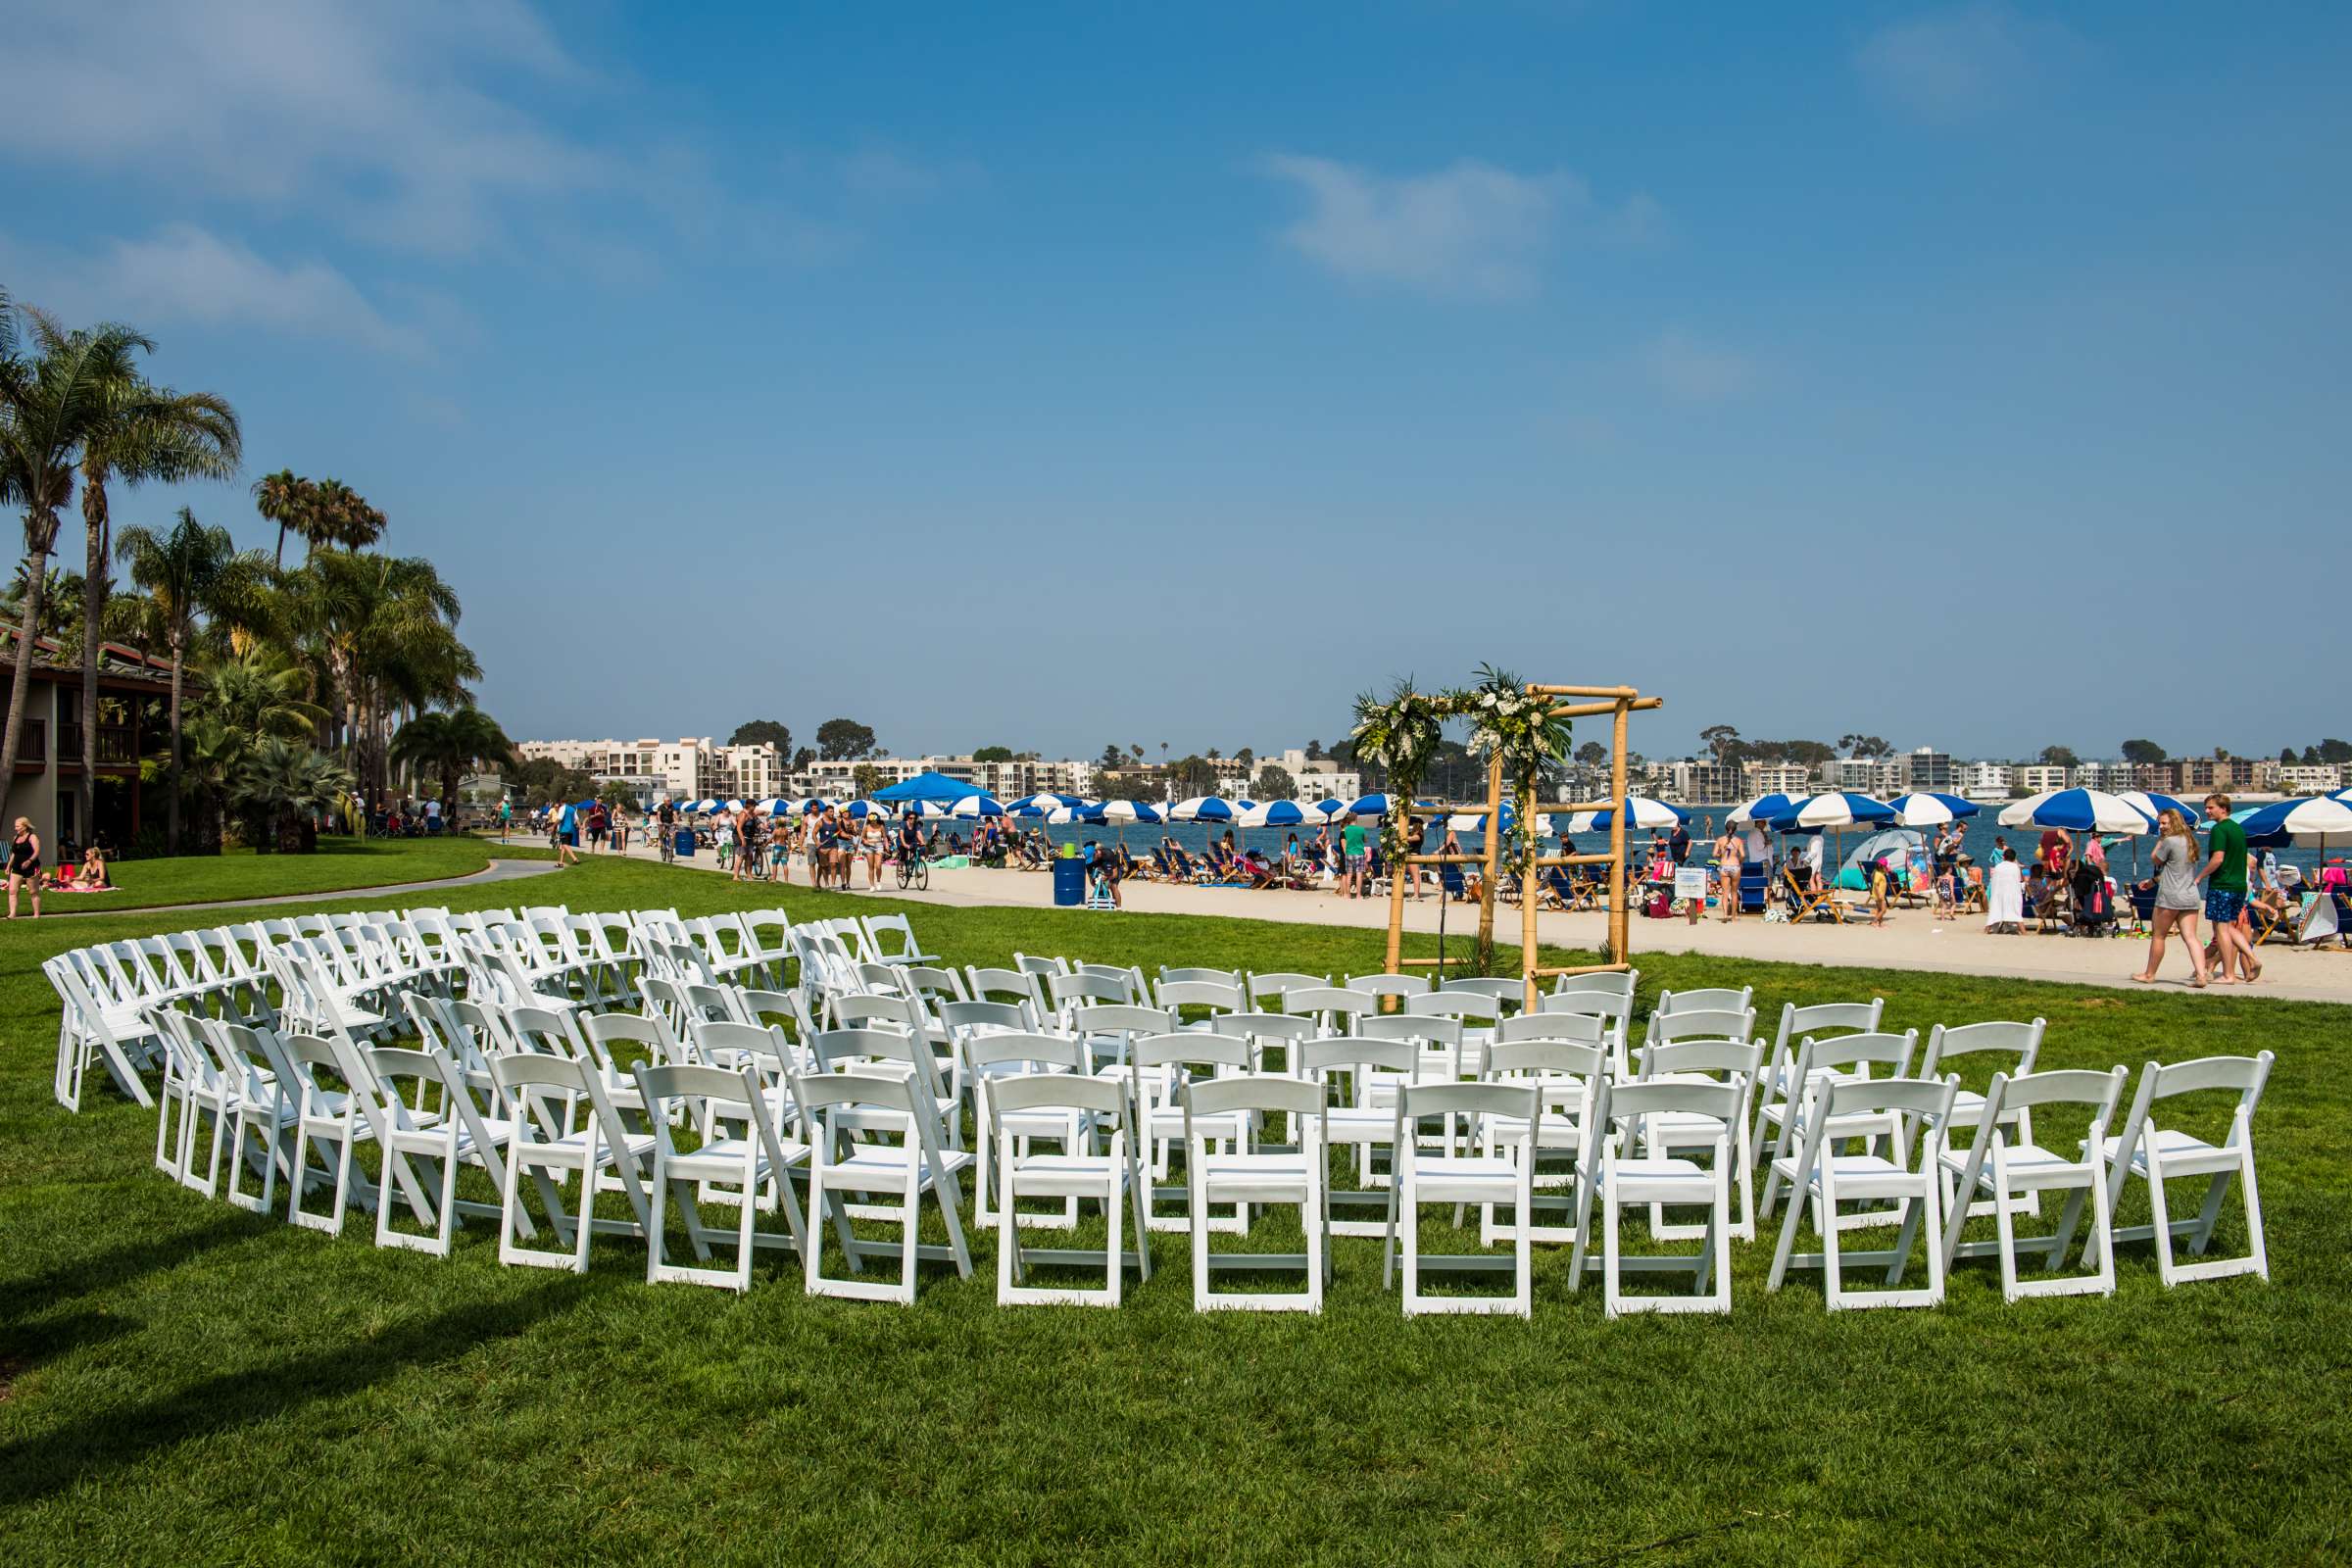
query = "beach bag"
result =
(1645, 889, 1673, 919)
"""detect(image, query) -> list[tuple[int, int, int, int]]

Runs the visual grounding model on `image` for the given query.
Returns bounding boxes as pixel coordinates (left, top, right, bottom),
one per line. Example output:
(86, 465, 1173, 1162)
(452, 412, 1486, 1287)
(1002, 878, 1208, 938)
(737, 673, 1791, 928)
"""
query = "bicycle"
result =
(895, 851, 930, 892)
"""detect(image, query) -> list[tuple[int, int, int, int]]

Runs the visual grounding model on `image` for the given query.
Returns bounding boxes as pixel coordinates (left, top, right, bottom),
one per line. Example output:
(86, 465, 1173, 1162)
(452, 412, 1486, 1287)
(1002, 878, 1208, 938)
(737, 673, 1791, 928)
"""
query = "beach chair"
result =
(1781, 866, 1841, 923)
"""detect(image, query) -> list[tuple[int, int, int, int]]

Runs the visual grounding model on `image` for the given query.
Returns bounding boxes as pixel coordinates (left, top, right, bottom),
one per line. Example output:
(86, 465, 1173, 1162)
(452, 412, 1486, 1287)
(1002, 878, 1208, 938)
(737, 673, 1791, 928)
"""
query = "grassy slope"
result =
(1, 857, 2345, 1565)
(15, 834, 548, 914)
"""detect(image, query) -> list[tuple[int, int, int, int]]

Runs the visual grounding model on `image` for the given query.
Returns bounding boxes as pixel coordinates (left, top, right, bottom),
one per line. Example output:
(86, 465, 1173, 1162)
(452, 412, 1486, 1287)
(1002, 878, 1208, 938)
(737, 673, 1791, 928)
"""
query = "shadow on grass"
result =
(0, 1212, 272, 1325)
(0, 1273, 611, 1508)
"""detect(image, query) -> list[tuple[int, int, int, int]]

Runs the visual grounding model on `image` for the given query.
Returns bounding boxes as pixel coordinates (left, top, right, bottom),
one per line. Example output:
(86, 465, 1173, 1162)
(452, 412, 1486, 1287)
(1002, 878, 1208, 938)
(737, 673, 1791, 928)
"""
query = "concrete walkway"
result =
(602, 836, 2352, 1004)
(37, 855, 561, 919)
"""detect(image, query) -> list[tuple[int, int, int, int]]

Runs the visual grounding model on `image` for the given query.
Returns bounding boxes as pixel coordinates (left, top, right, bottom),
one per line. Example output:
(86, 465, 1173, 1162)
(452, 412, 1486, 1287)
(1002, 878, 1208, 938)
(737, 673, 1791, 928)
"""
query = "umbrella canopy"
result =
(841, 800, 892, 819)
(1004, 792, 1088, 815)
(754, 798, 787, 815)
(948, 795, 1004, 818)
(2117, 789, 2196, 824)
(1770, 793, 1897, 831)
(1347, 794, 1393, 817)
(1567, 795, 1690, 834)
(1728, 793, 1801, 825)
(1885, 792, 1981, 827)
(871, 771, 982, 805)
(1312, 797, 1349, 819)
(1170, 797, 1241, 823)
(784, 797, 834, 815)
(1240, 800, 1322, 829)
(1996, 788, 2154, 834)
(1096, 800, 1164, 824)
(901, 800, 954, 817)
(2238, 796, 2352, 847)
(695, 798, 720, 813)
(720, 799, 745, 813)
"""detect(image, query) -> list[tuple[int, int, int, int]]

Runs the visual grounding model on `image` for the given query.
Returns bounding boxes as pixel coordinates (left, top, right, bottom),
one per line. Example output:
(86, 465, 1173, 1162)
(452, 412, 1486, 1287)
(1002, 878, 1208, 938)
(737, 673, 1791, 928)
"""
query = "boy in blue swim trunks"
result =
(2201, 793, 2258, 984)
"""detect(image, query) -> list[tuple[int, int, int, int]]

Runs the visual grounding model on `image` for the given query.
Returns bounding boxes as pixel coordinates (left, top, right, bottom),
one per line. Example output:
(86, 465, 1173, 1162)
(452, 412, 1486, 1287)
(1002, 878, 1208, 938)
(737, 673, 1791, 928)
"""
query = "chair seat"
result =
(1004, 1152, 1128, 1198)
(2100, 1129, 2241, 1179)
(667, 1134, 804, 1184)
(1198, 1152, 1314, 1201)
(1408, 1154, 1522, 1203)
(1606, 1154, 1717, 1200)
(1773, 1152, 1926, 1201)
(1941, 1142, 2093, 1191)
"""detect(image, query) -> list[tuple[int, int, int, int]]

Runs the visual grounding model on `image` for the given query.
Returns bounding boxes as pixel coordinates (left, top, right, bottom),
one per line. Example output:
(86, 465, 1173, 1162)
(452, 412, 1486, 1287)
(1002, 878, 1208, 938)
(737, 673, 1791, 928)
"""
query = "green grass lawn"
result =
(2, 857, 2345, 1564)
(21, 833, 547, 914)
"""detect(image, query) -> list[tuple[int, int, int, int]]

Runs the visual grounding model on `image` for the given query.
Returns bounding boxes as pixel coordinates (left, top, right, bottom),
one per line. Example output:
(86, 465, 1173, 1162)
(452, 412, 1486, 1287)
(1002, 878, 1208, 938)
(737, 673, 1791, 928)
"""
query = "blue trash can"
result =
(1052, 858, 1086, 907)
(673, 828, 697, 859)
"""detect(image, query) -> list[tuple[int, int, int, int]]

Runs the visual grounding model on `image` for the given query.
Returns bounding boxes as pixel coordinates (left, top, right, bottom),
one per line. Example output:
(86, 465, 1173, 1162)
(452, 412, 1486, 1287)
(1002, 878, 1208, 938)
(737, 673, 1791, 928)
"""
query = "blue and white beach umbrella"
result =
(1313, 798, 1349, 820)
(1347, 794, 1392, 817)
(2117, 790, 2196, 824)
(2239, 796, 2352, 847)
(900, 800, 953, 817)
(841, 800, 892, 819)
(1885, 792, 1980, 827)
(948, 795, 1005, 818)
(721, 799, 745, 814)
(1170, 797, 1240, 823)
(1996, 788, 2153, 835)
(1567, 795, 1690, 834)
(1770, 793, 1897, 832)
(754, 798, 787, 815)
(696, 798, 720, 814)
(1727, 793, 1802, 826)
(1004, 792, 1087, 816)
(1239, 799, 1319, 829)
(1096, 800, 1163, 824)
(784, 797, 834, 815)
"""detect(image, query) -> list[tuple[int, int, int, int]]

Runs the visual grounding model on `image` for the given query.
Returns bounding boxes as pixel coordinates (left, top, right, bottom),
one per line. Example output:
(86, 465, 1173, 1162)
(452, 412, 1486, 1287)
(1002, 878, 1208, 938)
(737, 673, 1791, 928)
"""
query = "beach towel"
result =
(1985, 861, 2024, 928)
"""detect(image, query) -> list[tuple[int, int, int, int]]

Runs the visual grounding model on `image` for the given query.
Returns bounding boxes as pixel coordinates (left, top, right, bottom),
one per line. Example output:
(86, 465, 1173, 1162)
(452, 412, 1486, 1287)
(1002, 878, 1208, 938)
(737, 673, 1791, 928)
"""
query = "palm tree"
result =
(389, 707, 515, 812)
(194, 644, 320, 742)
(0, 298, 166, 790)
(252, 468, 312, 569)
(116, 508, 271, 851)
(299, 478, 385, 559)
(283, 549, 470, 799)
(230, 736, 354, 853)
(18, 307, 241, 838)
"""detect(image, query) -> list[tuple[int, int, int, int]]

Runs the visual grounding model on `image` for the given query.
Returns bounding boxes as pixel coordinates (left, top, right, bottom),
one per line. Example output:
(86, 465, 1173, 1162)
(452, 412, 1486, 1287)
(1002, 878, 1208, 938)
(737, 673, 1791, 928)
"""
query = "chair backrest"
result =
(833, 992, 921, 1031)
(1551, 969, 1637, 1002)
(964, 1031, 1087, 1077)
(689, 1019, 792, 1073)
(584, 1010, 669, 1072)
(1772, 999, 1885, 1057)
(1495, 1011, 1606, 1048)
(1647, 1007, 1757, 1048)
(1441, 977, 1526, 1005)
(900, 965, 968, 1004)
(1298, 1036, 1415, 1078)
(1990, 1065, 2130, 1123)
(1155, 978, 1245, 1014)
(1158, 965, 1243, 988)
(1920, 1019, 2045, 1081)
(1131, 1031, 1252, 1076)
(1283, 986, 1376, 1026)
(855, 962, 909, 995)
(1013, 953, 1069, 979)
(1797, 1028, 1919, 1079)
(940, 999, 1031, 1039)
(1249, 971, 1330, 1003)
(1639, 1037, 1763, 1083)
(1049, 970, 1131, 1013)
(507, 1004, 584, 1059)
(1405, 992, 1494, 1024)
(1818, 1074, 1959, 1127)
(1357, 1012, 1464, 1052)
(987, 1070, 1129, 1124)
(1183, 1072, 1326, 1123)
(964, 966, 1046, 1018)
(1397, 1079, 1542, 1131)
(1658, 986, 1752, 1016)
(1210, 1011, 1318, 1047)
(1485, 1038, 1609, 1086)
(1604, 1076, 1743, 1130)
(1345, 971, 1431, 998)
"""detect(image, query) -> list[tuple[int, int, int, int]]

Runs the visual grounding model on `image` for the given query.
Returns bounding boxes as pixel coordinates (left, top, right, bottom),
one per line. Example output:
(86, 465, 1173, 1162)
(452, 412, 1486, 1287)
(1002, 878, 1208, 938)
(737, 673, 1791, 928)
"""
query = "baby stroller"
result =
(2068, 860, 2116, 937)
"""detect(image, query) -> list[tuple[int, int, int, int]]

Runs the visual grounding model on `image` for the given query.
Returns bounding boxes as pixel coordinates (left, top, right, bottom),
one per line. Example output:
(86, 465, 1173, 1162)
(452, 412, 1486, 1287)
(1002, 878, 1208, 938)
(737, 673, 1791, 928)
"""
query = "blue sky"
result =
(3, 2, 2346, 762)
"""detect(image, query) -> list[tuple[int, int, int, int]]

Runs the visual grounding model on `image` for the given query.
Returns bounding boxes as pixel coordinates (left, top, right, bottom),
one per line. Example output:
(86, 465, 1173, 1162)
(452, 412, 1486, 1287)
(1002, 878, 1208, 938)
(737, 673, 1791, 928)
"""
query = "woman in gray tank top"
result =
(2134, 808, 2209, 988)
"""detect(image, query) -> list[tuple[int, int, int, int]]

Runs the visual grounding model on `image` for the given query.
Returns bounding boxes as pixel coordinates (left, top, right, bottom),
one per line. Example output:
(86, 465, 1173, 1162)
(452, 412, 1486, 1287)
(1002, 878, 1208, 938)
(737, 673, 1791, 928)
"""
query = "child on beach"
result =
(1868, 858, 1891, 927)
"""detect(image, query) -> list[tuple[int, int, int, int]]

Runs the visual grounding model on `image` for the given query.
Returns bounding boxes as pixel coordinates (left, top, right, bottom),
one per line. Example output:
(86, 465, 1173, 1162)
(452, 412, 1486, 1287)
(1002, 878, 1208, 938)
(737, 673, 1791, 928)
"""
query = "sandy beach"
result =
(597, 838, 2352, 1004)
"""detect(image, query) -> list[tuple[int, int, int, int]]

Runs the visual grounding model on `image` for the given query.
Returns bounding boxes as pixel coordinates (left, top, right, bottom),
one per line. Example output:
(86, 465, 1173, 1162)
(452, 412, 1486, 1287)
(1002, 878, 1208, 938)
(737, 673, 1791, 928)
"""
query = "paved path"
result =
(36, 856, 561, 919)
(598, 836, 2352, 1004)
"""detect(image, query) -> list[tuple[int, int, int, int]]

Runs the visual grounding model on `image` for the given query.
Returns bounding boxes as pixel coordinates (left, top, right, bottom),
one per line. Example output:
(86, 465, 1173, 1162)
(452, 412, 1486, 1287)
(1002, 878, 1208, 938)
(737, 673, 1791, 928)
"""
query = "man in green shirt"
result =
(2202, 793, 2258, 983)
(1342, 819, 1369, 899)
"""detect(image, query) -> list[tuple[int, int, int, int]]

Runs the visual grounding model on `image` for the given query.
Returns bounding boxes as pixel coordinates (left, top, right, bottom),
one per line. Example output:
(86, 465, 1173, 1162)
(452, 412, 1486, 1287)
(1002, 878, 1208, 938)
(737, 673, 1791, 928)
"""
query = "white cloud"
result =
(1854, 4, 2076, 125)
(1258, 154, 1654, 298)
(0, 0, 613, 257)
(8, 224, 429, 359)
(1641, 328, 1757, 404)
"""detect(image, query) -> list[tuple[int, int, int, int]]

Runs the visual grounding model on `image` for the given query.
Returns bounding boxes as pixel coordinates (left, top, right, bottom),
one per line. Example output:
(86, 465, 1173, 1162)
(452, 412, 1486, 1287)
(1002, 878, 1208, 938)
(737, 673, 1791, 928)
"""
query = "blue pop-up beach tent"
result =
(873, 771, 988, 806)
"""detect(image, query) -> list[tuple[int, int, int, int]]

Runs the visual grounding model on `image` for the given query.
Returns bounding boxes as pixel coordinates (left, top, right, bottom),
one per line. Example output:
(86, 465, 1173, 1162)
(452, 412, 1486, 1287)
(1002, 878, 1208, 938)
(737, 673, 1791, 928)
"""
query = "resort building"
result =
(2016, 763, 2072, 795)
(1742, 761, 1814, 798)
(1961, 762, 2012, 800)
(2278, 763, 2345, 794)
(514, 737, 786, 803)
(1, 628, 177, 851)
(1819, 757, 1909, 797)
(1905, 747, 1956, 793)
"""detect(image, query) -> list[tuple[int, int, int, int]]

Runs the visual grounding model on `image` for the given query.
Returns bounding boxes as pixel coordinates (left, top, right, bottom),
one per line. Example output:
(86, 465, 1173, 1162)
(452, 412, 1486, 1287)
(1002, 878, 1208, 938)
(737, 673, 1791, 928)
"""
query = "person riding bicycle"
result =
(655, 798, 678, 862)
(897, 811, 926, 867)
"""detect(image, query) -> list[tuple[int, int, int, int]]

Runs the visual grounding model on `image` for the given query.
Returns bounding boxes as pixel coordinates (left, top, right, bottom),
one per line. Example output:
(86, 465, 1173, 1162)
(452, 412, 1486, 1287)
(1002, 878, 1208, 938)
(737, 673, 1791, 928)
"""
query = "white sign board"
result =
(1674, 866, 1710, 902)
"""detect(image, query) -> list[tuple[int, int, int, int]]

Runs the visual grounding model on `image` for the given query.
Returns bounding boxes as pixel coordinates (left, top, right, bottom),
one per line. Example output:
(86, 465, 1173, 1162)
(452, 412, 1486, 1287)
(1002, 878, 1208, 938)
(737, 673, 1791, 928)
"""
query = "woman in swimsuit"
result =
(8, 817, 41, 919)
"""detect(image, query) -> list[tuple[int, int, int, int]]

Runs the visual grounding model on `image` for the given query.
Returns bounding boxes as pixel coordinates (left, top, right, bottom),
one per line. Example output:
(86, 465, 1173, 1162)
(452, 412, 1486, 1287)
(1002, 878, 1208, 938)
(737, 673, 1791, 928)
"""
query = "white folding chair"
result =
(489, 1052, 662, 1273)
(1920, 1019, 2046, 1219)
(1476, 1032, 1608, 1250)
(632, 1061, 814, 1292)
(2101, 1054, 2274, 1287)
(1767, 1076, 1959, 1310)
(1185, 1074, 1329, 1313)
(1594, 1076, 1745, 1316)
(965, 1031, 1092, 1230)
(365, 1043, 524, 1257)
(1299, 1036, 1422, 1238)
(1635, 1035, 1762, 1243)
(1383, 1080, 1542, 1317)
(791, 1067, 975, 1303)
(1750, 999, 1884, 1159)
(1937, 1067, 2129, 1301)
(989, 1073, 1152, 1307)
(1130, 1032, 1254, 1234)
(862, 912, 940, 967)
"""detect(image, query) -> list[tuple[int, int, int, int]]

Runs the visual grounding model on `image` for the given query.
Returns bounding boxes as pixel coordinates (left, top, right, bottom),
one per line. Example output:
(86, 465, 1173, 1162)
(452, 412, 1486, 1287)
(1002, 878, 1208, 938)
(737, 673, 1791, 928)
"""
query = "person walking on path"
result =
(554, 801, 581, 867)
(2133, 808, 2210, 987)
(1341, 816, 1369, 899)
(498, 797, 513, 841)
(1713, 824, 1741, 921)
(7, 817, 41, 919)
(2201, 793, 2260, 983)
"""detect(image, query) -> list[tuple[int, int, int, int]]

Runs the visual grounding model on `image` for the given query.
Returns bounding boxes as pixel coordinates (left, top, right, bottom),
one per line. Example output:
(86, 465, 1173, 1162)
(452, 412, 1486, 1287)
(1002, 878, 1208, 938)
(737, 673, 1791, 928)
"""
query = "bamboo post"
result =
(1473, 753, 1503, 976)
(1521, 766, 1541, 1013)
(1608, 697, 1631, 965)
(1383, 788, 1408, 983)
